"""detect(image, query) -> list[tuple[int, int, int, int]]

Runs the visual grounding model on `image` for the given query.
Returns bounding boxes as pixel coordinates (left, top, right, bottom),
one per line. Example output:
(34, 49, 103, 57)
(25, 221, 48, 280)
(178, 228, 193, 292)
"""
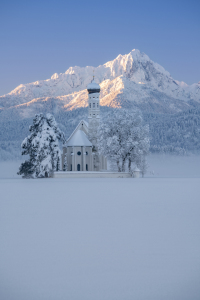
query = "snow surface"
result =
(0, 177, 200, 300)
(0, 156, 200, 300)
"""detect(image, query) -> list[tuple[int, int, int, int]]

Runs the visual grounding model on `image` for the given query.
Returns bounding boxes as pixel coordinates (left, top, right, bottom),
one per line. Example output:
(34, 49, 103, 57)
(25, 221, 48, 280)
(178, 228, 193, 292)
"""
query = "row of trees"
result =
(144, 107, 200, 154)
(2, 106, 200, 161)
(18, 109, 149, 178)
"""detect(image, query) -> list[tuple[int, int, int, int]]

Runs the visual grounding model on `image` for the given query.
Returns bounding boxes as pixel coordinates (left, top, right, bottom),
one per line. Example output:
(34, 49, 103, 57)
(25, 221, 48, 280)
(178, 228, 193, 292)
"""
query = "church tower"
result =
(61, 76, 107, 173)
(87, 77, 100, 147)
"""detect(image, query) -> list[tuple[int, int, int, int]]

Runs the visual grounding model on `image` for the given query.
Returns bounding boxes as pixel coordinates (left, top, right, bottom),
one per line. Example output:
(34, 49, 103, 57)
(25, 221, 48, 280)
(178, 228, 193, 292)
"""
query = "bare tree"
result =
(98, 109, 149, 174)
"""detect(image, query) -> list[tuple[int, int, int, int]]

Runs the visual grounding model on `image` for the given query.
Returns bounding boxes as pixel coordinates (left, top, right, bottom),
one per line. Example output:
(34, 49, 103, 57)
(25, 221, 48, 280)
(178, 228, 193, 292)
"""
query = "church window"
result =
(86, 164, 88, 171)
(89, 103, 91, 108)
(86, 151, 88, 155)
(77, 164, 80, 171)
(70, 164, 72, 171)
(93, 114, 95, 116)
(93, 103, 95, 108)
(97, 103, 99, 108)
(93, 96, 95, 98)
(77, 151, 81, 156)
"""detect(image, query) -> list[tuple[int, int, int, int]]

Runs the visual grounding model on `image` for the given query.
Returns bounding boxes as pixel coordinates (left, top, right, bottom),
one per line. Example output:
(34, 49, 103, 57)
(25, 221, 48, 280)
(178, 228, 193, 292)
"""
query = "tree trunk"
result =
(122, 158, 126, 172)
(128, 158, 132, 173)
(117, 160, 121, 172)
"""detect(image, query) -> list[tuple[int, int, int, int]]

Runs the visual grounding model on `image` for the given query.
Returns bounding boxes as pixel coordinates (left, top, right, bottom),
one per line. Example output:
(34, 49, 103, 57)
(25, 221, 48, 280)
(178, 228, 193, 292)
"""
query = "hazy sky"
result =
(0, 0, 199, 95)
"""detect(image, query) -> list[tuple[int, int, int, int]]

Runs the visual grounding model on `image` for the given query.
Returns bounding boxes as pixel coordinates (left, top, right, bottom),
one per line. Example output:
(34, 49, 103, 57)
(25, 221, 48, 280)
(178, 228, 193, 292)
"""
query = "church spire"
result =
(87, 76, 100, 146)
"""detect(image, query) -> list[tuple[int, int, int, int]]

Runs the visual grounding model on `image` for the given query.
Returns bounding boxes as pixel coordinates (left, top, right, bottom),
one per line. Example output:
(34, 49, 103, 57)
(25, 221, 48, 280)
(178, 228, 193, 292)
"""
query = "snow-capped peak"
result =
(0, 49, 199, 112)
(51, 73, 59, 80)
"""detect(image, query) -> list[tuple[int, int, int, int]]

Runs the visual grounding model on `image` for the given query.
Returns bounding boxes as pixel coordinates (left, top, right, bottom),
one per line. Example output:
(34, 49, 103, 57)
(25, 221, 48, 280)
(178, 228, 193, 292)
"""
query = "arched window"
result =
(86, 151, 88, 155)
(77, 164, 80, 171)
(70, 164, 72, 171)
(77, 151, 81, 156)
(86, 164, 88, 171)
(93, 103, 95, 108)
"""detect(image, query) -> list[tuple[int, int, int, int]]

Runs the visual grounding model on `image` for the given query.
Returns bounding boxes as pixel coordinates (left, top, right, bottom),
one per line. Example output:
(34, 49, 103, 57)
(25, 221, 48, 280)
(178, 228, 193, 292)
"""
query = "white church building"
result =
(61, 78, 107, 172)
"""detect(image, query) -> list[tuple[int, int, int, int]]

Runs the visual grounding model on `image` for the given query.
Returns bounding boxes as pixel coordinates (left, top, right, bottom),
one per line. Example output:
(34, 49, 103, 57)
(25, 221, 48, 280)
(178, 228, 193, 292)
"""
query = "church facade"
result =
(61, 78, 107, 172)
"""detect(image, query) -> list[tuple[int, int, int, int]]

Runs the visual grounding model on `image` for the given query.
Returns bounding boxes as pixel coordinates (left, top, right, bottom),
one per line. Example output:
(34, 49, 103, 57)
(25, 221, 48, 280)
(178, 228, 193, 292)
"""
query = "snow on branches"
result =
(18, 113, 65, 178)
(98, 109, 150, 175)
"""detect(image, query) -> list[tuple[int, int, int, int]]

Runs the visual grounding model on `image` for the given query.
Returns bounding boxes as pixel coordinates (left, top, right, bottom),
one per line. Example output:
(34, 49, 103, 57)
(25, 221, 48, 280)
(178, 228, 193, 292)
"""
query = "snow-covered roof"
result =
(87, 79, 100, 91)
(66, 119, 88, 144)
(66, 130, 92, 147)
(83, 120, 88, 127)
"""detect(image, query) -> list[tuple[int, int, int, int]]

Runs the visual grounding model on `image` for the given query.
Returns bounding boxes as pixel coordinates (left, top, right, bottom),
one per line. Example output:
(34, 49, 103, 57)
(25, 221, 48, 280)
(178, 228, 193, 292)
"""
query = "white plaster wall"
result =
(53, 172, 131, 178)
(88, 92, 100, 120)
(62, 146, 94, 171)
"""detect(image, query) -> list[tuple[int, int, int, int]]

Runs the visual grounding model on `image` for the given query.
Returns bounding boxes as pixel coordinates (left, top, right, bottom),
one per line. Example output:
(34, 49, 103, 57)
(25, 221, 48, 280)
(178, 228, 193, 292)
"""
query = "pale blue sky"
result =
(0, 0, 199, 95)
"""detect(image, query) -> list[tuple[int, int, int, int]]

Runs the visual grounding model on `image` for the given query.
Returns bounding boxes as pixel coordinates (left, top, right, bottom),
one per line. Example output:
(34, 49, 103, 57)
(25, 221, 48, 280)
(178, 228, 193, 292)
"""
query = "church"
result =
(61, 78, 107, 172)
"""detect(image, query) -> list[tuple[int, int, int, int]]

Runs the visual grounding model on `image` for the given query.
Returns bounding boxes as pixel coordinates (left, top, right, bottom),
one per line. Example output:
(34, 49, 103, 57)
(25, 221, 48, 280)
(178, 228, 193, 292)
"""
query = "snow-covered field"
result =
(0, 156, 200, 300)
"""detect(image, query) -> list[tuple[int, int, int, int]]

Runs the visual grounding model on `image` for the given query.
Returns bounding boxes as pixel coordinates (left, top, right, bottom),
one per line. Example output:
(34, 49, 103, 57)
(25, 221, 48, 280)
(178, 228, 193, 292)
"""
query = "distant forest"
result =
(0, 106, 200, 160)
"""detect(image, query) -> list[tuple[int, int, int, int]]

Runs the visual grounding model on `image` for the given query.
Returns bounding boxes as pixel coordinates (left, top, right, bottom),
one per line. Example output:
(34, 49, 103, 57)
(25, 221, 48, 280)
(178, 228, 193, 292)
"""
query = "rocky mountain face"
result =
(0, 49, 200, 120)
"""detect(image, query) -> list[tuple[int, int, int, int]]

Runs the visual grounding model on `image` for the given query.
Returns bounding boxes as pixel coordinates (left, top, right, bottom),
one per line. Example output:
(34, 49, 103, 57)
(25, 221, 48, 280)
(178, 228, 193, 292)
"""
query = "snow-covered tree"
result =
(18, 113, 65, 178)
(98, 109, 149, 173)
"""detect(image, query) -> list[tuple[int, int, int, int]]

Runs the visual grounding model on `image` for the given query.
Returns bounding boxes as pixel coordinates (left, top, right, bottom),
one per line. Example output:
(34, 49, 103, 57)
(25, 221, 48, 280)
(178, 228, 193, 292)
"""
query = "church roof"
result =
(87, 79, 100, 91)
(65, 120, 88, 144)
(66, 130, 92, 147)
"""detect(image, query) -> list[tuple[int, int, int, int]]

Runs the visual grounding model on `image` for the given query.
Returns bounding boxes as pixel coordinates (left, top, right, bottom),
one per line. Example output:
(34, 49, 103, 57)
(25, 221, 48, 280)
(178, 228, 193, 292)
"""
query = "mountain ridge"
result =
(0, 49, 200, 116)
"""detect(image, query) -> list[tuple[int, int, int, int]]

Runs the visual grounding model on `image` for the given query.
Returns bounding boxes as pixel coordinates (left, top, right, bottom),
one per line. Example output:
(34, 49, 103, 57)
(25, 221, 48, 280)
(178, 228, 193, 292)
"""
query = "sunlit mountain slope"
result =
(0, 49, 199, 116)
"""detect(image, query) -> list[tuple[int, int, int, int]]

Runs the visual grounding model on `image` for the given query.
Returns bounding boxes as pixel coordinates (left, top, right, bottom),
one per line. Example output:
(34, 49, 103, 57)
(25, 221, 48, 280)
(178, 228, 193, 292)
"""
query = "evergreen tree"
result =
(18, 113, 65, 178)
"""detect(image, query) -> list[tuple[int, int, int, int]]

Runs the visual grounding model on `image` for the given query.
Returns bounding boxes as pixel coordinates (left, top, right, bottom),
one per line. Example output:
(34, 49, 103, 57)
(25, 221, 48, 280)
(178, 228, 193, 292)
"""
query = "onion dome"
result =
(87, 78, 100, 94)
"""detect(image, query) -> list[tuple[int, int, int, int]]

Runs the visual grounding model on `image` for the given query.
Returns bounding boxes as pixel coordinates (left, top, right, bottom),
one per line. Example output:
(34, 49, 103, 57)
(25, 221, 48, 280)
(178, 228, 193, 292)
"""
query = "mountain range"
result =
(0, 49, 200, 121)
(1, 49, 200, 160)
